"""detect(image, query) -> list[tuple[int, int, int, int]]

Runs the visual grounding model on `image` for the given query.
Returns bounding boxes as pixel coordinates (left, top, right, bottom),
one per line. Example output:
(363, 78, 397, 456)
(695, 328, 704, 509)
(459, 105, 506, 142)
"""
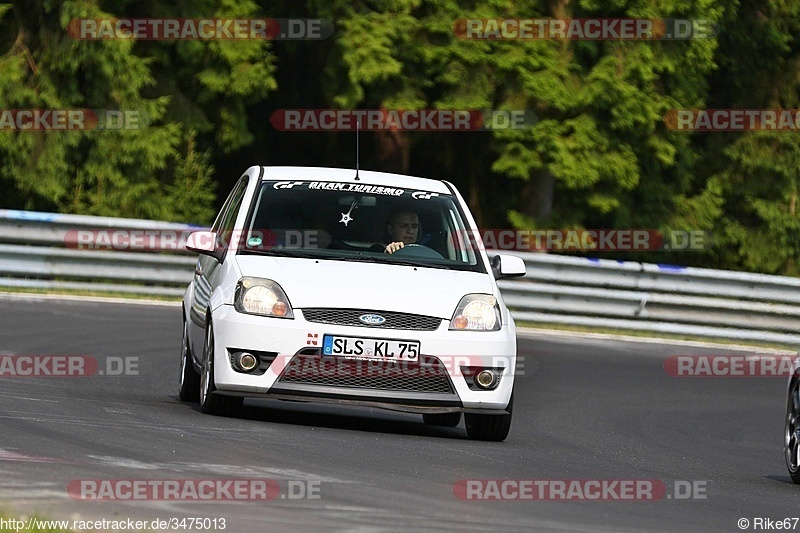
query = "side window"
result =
(216, 178, 249, 249)
(211, 181, 238, 233)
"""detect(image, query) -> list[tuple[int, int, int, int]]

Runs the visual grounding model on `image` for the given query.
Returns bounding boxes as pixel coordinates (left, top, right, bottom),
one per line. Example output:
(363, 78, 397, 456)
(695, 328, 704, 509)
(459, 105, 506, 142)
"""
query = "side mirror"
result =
(186, 231, 223, 262)
(492, 254, 526, 279)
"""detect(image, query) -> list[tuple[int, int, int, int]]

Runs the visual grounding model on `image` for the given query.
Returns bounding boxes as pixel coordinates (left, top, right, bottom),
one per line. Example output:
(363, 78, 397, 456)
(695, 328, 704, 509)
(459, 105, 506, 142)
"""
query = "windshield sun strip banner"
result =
(268, 180, 447, 199)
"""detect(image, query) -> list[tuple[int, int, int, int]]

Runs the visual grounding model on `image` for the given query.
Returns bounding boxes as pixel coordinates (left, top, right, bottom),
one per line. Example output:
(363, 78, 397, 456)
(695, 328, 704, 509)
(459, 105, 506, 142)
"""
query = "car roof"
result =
(259, 166, 453, 194)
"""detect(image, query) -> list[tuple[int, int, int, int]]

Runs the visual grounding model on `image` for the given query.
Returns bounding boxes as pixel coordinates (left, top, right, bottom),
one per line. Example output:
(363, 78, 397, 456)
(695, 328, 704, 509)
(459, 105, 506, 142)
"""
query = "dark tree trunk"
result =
(374, 129, 409, 174)
(521, 169, 555, 222)
(468, 169, 483, 227)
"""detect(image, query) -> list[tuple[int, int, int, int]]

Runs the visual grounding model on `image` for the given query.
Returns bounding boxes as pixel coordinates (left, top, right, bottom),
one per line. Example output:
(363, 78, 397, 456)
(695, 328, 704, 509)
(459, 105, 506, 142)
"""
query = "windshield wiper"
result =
(330, 254, 387, 263)
(330, 251, 452, 269)
(243, 248, 451, 269)
(381, 258, 451, 270)
(242, 248, 326, 259)
(245, 249, 388, 264)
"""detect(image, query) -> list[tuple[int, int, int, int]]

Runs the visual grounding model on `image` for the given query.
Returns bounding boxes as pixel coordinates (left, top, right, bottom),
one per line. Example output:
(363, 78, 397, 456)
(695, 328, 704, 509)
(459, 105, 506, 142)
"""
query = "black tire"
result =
(423, 412, 462, 427)
(464, 393, 513, 442)
(178, 319, 201, 402)
(199, 321, 243, 416)
(785, 378, 800, 483)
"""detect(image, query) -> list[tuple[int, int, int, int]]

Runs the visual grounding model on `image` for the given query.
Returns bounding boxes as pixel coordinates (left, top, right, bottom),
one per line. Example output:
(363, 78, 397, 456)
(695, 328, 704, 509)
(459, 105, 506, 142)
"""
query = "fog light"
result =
(475, 370, 497, 389)
(238, 352, 258, 372)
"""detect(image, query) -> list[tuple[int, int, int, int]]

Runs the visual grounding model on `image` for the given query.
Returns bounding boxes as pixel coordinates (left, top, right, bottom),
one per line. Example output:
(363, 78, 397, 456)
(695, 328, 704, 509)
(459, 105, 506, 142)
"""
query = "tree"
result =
(0, 0, 277, 223)
(694, 0, 800, 274)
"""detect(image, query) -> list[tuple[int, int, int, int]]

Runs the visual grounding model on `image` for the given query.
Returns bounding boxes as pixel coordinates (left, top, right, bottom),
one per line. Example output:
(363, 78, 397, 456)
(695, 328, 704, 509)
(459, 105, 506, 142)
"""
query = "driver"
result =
(385, 210, 419, 254)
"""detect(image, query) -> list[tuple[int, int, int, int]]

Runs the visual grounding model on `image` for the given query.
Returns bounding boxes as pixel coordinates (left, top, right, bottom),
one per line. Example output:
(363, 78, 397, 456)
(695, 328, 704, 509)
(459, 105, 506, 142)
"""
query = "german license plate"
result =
(322, 335, 420, 361)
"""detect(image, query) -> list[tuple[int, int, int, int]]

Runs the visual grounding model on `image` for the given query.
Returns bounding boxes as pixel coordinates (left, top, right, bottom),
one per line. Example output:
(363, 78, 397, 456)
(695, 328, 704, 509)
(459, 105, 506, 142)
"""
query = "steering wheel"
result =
(391, 243, 444, 259)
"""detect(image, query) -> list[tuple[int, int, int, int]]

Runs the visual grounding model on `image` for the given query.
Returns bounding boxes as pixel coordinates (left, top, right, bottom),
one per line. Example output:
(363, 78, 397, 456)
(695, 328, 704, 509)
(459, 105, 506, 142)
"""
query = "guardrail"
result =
(1, 209, 799, 345)
(0, 209, 196, 297)
(499, 254, 800, 345)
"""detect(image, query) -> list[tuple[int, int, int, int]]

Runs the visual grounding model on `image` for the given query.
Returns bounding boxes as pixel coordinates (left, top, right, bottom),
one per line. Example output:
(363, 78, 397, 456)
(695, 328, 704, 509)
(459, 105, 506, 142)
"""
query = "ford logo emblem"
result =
(359, 314, 386, 325)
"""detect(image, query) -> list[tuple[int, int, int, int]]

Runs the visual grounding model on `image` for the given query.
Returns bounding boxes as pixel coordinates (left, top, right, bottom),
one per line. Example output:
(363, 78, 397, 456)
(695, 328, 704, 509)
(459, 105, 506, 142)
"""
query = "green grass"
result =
(0, 286, 181, 303)
(518, 321, 799, 351)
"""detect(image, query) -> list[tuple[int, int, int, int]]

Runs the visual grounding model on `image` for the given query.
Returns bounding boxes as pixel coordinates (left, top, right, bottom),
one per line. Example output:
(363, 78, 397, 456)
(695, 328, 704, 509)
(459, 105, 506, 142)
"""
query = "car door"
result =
(188, 177, 249, 359)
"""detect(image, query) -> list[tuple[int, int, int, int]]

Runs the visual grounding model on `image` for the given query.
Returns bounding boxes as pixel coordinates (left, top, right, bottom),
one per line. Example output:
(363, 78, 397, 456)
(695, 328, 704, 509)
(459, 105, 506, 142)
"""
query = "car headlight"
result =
(234, 277, 294, 319)
(449, 294, 501, 331)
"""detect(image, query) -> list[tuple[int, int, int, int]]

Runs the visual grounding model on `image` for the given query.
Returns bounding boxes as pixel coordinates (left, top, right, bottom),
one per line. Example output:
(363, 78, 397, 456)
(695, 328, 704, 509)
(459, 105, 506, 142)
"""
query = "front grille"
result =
(277, 353, 454, 394)
(301, 308, 441, 331)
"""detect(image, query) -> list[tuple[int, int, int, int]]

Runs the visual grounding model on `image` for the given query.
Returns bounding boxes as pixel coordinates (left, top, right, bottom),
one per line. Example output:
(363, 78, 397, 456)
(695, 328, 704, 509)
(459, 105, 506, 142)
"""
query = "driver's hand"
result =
(385, 242, 404, 254)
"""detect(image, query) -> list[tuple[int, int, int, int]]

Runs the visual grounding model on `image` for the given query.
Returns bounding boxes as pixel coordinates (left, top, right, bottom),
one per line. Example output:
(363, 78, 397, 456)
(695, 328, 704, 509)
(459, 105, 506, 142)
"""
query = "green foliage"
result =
(0, 0, 277, 222)
(166, 132, 218, 224)
(1, 0, 799, 274)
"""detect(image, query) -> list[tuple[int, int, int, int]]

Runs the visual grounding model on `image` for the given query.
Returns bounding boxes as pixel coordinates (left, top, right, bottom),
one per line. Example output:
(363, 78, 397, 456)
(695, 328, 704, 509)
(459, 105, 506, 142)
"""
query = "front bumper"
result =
(211, 304, 516, 412)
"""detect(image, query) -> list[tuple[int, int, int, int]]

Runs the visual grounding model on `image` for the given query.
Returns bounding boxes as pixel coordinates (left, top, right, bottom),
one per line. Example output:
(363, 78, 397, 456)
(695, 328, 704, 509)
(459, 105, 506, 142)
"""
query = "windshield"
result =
(238, 180, 484, 272)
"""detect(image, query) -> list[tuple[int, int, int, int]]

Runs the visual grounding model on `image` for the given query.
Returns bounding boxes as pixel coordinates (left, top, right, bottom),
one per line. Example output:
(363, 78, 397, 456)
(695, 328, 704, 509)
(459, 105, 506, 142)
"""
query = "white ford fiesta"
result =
(180, 166, 526, 441)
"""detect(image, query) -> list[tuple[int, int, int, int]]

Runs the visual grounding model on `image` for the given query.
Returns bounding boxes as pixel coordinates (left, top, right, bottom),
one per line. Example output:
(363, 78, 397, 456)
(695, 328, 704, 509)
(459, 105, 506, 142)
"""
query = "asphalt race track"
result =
(0, 294, 797, 532)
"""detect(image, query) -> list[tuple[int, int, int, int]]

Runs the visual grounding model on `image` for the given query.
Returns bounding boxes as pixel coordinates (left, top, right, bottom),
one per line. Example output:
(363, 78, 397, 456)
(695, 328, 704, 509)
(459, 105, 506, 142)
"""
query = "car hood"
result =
(234, 255, 493, 319)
